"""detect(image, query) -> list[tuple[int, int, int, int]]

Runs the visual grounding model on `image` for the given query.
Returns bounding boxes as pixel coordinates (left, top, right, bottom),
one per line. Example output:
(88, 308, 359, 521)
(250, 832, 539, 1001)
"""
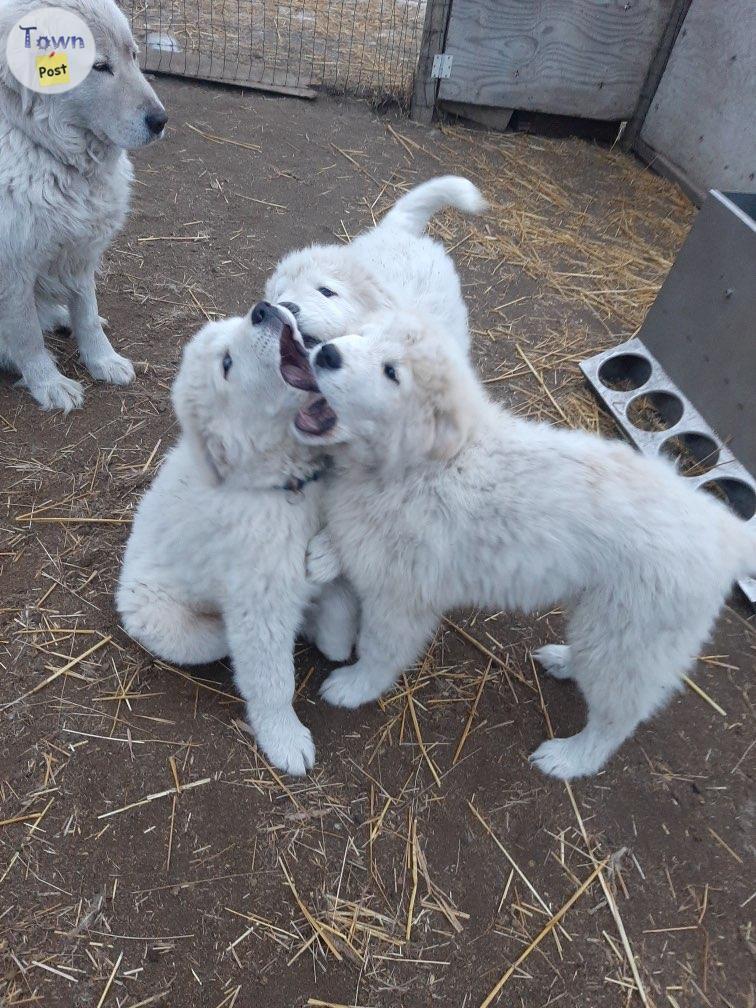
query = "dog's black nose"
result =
(279, 302, 300, 317)
(145, 109, 168, 135)
(315, 343, 342, 370)
(251, 301, 272, 325)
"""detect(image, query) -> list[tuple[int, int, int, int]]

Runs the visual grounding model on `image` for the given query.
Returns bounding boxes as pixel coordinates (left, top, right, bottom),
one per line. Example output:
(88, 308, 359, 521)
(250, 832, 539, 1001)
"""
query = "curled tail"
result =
(380, 175, 487, 236)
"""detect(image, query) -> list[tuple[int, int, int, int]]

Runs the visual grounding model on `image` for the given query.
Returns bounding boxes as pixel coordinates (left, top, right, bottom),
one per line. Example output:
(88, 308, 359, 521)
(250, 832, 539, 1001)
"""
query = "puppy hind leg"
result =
(533, 644, 572, 680)
(311, 578, 360, 663)
(320, 599, 437, 709)
(119, 584, 228, 665)
(530, 665, 678, 780)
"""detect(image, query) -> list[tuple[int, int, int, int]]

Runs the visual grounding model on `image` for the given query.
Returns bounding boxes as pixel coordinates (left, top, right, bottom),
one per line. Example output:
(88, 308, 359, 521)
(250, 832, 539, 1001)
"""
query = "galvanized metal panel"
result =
(640, 0, 756, 192)
(438, 0, 672, 120)
(639, 191, 756, 476)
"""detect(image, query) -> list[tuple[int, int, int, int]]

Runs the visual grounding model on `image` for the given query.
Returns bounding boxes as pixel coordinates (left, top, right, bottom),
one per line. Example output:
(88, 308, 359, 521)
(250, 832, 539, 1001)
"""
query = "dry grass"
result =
(124, 0, 426, 103)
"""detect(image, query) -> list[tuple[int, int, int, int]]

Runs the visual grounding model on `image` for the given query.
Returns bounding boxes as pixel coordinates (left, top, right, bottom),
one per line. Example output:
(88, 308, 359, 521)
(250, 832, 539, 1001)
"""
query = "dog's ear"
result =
(429, 396, 468, 461)
(415, 351, 471, 461)
(172, 367, 241, 482)
(201, 427, 240, 481)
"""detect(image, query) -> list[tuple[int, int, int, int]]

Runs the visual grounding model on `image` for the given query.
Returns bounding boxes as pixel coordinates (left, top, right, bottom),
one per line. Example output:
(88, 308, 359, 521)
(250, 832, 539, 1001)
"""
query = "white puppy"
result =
(0, 0, 166, 411)
(117, 304, 327, 775)
(289, 318, 756, 779)
(265, 176, 485, 354)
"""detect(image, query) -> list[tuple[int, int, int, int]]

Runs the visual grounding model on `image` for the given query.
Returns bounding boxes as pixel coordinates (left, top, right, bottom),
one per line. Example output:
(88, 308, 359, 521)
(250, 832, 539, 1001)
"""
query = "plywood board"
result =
(640, 0, 756, 192)
(438, 0, 672, 120)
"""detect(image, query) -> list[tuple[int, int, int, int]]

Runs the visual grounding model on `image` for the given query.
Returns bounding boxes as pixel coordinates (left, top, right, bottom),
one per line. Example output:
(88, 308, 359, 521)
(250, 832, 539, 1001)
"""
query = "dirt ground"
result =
(1, 78, 754, 1008)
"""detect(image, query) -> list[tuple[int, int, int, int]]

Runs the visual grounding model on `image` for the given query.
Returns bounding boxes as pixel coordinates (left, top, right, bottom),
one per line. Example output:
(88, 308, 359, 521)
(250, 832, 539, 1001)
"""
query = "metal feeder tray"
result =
(581, 337, 756, 607)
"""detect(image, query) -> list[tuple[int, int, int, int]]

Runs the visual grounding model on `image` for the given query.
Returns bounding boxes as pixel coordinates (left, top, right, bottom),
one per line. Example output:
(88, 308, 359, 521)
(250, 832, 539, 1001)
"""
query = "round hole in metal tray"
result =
(597, 352, 652, 391)
(700, 478, 756, 521)
(659, 432, 720, 477)
(626, 391, 684, 432)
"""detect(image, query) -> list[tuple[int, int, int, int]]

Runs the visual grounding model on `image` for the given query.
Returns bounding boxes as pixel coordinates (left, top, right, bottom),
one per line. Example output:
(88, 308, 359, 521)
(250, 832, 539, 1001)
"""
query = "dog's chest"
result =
(48, 154, 132, 252)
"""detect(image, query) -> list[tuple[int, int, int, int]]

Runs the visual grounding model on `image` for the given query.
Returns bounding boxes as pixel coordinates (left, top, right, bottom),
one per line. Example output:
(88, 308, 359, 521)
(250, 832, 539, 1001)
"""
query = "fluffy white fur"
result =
(117, 307, 329, 776)
(265, 175, 485, 353)
(298, 318, 756, 779)
(0, 0, 166, 411)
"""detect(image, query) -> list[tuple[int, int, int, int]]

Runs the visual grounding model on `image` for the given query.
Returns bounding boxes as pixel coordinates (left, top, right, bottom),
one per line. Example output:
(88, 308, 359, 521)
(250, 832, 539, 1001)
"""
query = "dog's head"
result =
(265, 245, 389, 346)
(173, 303, 312, 482)
(0, 0, 166, 149)
(281, 314, 477, 471)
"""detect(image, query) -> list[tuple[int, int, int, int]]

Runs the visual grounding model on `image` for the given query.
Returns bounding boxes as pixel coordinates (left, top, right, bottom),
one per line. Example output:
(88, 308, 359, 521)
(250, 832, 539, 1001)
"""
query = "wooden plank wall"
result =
(438, 0, 673, 120)
(639, 0, 756, 194)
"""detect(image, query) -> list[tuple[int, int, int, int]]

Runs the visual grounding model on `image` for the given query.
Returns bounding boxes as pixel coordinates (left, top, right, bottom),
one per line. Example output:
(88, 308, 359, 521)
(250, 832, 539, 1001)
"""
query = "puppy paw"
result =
(530, 736, 602, 780)
(320, 665, 384, 709)
(254, 710, 315, 776)
(306, 530, 341, 585)
(83, 351, 135, 386)
(533, 644, 572, 680)
(22, 372, 84, 413)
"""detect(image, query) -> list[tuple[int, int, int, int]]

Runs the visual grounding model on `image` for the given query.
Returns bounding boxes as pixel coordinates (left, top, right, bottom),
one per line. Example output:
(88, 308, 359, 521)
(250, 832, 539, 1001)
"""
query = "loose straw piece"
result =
(279, 857, 342, 961)
(468, 801, 554, 919)
(565, 783, 649, 1007)
(515, 343, 572, 427)
(453, 663, 491, 765)
(1, 635, 111, 711)
(480, 858, 608, 1008)
(405, 817, 419, 941)
(98, 776, 212, 819)
(406, 689, 441, 787)
(95, 951, 123, 1008)
(442, 618, 536, 691)
(683, 675, 726, 717)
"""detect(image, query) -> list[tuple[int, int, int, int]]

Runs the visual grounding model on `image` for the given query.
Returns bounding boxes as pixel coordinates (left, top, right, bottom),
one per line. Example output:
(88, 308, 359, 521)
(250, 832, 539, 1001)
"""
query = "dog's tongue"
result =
(279, 324, 319, 392)
(295, 396, 337, 436)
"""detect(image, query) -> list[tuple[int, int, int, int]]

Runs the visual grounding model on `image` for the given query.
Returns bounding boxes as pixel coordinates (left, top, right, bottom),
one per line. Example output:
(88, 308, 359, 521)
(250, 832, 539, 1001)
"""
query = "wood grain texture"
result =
(140, 50, 316, 99)
(411, 0, 453, 122)
(438, 0, 672, 119)
(640, 0, 756, 192)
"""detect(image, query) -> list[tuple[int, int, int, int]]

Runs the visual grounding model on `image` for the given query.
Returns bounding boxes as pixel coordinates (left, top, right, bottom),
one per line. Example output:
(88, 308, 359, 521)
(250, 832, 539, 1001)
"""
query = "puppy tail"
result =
(381, 176, 487, 236)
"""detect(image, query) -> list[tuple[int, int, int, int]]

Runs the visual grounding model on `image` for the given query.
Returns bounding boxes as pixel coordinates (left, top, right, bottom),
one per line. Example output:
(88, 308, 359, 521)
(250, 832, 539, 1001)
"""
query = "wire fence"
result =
(123, 0, 427, 106)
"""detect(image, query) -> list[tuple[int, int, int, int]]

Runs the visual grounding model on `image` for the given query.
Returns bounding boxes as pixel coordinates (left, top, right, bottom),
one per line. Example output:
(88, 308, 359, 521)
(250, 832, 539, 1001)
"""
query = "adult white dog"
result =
(289, 317, 756, 780)
(265, 175, 485, 354)
(117, 303, 332, 776)
(0, 0, 166, 411)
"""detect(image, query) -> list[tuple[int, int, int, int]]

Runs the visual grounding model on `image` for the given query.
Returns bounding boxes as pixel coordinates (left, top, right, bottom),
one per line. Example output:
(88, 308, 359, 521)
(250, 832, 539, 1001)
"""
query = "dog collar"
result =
(277, 469, 322, 494)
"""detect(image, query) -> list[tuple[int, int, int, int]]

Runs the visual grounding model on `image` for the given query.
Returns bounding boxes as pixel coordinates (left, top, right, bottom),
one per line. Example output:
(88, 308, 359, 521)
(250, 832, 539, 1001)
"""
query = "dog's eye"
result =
(302, 335, 320, 349)
(222, 352, 233, 377)
(92, 61, 114, 74)
(383, 364, 399, 384)
(318, 287, 336, 298)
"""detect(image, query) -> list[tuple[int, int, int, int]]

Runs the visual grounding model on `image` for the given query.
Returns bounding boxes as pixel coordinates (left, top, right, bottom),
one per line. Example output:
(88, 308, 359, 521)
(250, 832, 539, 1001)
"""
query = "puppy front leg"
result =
(225, 602, 314, 776)
(68, 272, 135, 386)
(1, 288, 83, 411)
(320, 596, 437, 708)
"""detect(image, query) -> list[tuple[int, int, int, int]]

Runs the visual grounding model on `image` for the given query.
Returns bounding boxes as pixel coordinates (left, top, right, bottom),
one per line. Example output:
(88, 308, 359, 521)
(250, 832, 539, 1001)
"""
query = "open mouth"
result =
(279, 323, 320, 392)
(294, 395, 338, 437)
